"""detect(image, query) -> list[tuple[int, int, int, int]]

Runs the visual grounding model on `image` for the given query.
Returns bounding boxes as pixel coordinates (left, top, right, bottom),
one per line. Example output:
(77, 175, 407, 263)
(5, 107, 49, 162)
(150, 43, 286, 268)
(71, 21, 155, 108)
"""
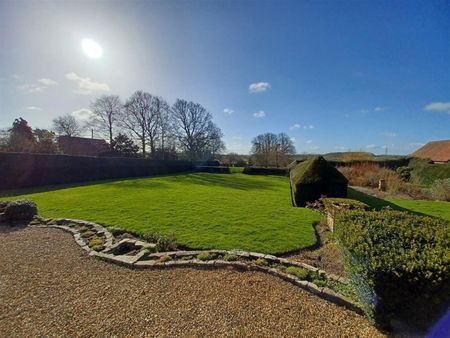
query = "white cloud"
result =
(366, 144, 378, 149)
(232, 136, 242, 140)
(249, 82, 271, 93)
(374, 106, 388, 112)
(71, 108, 95, 121)
(223, 108, 234, 115)
(18, 83, 47, 93)
(360, 109, 369, 113)
(309, 145, 320, 150)
(38, 78, 58, 86)
(306, 139, 313, 144)
(424, 102, 450, 112)
(289, 123, 301, 130)
(66, 72, 110, 94)
(10, 74, 20, 80)
(253, 110, 265, 118)
(18, 77, 58, 93)
(27, 106, 43, 111)
(303, 125, 314, 129)
(381, 132, 397, 138)
(290, 137, 296, 142)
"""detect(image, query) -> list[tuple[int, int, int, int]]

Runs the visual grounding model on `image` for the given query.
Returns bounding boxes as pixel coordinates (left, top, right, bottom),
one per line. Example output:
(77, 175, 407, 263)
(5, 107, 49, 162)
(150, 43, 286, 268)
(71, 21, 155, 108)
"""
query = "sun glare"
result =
(81, 38, 103, 59)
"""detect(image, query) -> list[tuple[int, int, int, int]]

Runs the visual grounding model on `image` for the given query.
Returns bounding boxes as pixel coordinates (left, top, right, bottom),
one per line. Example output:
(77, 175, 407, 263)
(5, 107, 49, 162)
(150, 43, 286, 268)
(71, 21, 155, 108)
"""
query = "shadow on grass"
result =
(348, 187, 429, 217)
(0, 171, 282, 197)
(0, 173, 183, 197)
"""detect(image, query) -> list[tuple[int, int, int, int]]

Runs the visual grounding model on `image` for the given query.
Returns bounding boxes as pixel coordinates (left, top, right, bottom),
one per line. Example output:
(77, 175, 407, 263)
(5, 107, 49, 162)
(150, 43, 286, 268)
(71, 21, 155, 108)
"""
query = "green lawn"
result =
(1, 173, 322, 254)
(348, 188, 450, 221)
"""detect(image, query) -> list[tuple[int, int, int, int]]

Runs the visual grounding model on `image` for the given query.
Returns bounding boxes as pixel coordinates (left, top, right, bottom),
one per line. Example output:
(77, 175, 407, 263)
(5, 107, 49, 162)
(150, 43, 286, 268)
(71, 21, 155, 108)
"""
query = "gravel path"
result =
(0, 227, 384, 337)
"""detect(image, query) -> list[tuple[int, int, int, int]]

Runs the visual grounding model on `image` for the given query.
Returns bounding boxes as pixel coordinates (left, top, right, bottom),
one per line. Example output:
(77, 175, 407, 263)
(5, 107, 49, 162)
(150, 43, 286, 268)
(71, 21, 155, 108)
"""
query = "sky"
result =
(0, 0, 449, 155)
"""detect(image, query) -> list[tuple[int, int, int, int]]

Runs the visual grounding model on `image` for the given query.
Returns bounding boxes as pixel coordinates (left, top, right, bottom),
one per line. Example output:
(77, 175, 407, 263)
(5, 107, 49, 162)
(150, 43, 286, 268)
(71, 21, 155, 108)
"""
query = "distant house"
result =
(412, 140, 450, 164)
(58, 136, 109, 157)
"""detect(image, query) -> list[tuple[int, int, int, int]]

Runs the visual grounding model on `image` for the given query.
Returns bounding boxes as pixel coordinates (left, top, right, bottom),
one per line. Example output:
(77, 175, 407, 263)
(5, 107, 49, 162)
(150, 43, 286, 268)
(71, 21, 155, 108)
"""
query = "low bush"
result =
(158, 255, 172, 263)
(253, 257, 268, 266)
(335, 210, 450, 330)
(222, 253, 239, 261)
(243, 166, 289, 176)
(88, 237, 104, 251)
(430, 178, 450, 201)
(285, 266, 312, 280)
(155, 234, 177, 252)
(3, 199, 38, 222)
(197, 251, 216, 261)
(81, 230, 96, 238)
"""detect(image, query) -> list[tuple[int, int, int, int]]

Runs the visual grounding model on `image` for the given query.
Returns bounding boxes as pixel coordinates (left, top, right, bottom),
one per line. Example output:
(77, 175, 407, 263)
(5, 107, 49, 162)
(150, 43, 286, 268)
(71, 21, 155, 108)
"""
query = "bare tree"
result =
(146, 96, 163, 157)
(154, 97, 172, 159)
(208, 124, 225, 158)
(52, 114, 82, 137)
(90, 95, 122, 149)
(122, 91, 153, 157)
(171, 99, 224, 160)
(251, 132, 295, 167)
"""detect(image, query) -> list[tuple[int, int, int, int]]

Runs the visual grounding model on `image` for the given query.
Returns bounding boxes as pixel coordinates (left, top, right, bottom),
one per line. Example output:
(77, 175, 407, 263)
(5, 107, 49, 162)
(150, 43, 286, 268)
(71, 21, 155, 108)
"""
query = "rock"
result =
(3, 199, 38, 222)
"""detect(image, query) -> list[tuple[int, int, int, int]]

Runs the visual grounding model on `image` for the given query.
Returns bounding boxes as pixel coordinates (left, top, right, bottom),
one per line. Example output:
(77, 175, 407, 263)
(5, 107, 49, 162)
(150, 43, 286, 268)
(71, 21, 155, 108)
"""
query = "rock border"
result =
(30, 217, 362, 315)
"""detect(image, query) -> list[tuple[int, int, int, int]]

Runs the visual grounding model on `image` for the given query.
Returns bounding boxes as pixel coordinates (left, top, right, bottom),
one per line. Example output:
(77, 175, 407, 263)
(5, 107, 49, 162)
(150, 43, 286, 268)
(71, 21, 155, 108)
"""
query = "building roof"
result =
(412, 140, 450, 163)
(58, 136, 109, 157)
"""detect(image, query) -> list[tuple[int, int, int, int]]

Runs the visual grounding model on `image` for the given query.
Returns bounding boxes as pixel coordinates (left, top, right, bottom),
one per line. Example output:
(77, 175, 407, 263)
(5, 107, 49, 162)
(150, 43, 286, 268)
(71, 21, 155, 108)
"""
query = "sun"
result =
(81, 39, 103, 59)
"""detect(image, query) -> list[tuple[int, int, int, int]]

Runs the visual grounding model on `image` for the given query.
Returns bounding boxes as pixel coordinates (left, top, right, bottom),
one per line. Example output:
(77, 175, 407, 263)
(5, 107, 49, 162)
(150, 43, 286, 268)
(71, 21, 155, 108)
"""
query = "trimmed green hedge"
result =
(242, 166, 289, 176)
(195, 166, 231, 174)
(335, 210, 450, 330)
(290, 156, 348, 207)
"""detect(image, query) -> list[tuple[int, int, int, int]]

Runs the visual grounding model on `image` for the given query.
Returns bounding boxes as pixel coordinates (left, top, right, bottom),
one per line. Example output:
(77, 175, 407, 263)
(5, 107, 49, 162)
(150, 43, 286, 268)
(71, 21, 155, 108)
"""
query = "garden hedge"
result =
(290, 156, 348, 207)
(242, 166, 289, 176)
(0, 152, 194, 190)
(335, 210, 450, 331)
(195, 166, 231, 174)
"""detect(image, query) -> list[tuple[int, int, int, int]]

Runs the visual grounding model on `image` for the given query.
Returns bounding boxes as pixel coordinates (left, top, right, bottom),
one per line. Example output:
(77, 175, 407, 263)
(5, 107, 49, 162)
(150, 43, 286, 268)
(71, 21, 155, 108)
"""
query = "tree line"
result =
(1, 92, 225, 161)
(53, 92, 225, 160)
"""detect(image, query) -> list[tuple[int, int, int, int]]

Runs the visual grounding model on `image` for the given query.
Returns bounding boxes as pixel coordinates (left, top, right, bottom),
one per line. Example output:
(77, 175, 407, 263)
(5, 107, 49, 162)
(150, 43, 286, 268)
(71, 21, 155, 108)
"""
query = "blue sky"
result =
(1, 0, 449, 155)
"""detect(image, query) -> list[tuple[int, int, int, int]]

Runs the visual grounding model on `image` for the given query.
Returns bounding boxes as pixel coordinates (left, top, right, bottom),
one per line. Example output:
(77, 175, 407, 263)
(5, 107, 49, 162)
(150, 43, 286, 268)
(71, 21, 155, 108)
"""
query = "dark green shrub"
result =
(290, 156, 348, 207)
(3, 199, 38, 222)
(335, 210, 450, 330)
(396, 166, 412, 181)
(242, 166, 289, 176)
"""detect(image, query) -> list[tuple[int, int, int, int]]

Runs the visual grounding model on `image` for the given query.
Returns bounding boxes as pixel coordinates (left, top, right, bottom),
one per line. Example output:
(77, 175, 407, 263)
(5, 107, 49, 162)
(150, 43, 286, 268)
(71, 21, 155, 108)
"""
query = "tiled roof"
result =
(412, 140, 450, 163)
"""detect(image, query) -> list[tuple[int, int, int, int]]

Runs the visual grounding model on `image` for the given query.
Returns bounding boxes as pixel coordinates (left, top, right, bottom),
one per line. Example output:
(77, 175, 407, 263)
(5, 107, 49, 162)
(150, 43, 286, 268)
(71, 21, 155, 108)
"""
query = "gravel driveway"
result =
(0, 227, 384, 337)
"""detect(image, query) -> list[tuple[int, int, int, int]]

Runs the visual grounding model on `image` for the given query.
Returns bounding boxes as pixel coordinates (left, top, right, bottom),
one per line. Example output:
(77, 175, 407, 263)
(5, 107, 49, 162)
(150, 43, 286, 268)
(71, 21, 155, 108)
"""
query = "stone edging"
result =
(30, 217, 362, 315)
